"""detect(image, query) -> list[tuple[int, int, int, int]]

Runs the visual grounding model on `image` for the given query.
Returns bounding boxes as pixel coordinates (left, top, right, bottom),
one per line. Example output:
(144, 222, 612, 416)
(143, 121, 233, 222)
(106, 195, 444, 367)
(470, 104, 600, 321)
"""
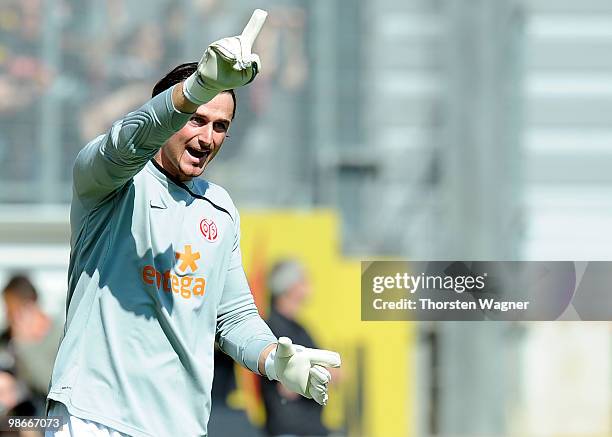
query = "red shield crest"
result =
(200, 218, 218, 242)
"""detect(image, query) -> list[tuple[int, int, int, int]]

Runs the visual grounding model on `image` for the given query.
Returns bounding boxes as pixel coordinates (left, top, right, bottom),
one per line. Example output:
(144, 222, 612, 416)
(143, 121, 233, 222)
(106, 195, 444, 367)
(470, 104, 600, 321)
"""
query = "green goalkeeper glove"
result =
(183, 9, 267, 105)
(264, 337, 341, 406)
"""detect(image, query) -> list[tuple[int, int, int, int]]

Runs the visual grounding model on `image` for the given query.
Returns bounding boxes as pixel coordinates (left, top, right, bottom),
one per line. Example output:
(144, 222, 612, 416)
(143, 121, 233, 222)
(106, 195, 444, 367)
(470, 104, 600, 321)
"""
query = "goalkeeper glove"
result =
(264, 337, 341, 406)
(183, 9, 267, 105)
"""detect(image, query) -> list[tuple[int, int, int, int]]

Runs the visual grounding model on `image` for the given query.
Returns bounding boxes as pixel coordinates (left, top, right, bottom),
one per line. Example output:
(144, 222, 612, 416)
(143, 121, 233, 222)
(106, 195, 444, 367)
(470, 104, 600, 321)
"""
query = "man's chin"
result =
(179, 164, 206, 181)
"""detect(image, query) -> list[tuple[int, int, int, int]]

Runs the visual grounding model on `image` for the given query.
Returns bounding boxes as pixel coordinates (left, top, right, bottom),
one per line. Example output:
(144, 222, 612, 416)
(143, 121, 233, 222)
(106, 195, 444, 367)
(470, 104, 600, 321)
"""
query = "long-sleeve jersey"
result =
(47, 85, 277, 437)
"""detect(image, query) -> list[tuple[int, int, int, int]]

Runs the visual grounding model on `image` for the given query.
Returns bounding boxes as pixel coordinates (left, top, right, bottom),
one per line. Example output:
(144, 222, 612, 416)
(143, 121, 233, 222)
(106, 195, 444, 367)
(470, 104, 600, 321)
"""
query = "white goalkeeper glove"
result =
(264, 337, 341, 406)
(183, 9, 268, 105)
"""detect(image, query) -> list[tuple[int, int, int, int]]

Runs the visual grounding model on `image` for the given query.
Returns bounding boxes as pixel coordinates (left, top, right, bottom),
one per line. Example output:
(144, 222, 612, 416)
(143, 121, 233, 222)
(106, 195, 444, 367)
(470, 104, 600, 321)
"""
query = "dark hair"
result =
(2, 275, 37, 302)
(152, 62, 237, 120)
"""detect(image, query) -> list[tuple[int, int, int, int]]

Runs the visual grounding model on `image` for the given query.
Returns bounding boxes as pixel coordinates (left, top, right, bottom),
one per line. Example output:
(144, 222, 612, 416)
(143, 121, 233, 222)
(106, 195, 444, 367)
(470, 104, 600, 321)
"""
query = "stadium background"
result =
(0, 0, 611, 435)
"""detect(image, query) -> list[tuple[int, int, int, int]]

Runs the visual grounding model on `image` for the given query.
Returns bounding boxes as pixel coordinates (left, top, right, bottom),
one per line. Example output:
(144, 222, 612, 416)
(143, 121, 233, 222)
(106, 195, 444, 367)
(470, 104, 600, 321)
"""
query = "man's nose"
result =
(198, 124, 214, 145)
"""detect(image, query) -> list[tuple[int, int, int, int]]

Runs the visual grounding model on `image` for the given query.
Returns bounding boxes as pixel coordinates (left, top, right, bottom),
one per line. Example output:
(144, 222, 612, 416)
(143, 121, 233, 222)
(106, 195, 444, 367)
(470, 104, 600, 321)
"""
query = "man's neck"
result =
(153, 152, 192, 184)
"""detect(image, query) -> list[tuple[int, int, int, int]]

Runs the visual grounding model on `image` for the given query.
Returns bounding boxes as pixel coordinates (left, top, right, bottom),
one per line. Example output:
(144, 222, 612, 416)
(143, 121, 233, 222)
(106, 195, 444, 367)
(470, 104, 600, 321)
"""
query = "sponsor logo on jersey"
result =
(141, 245, 206, 300)
(200, 218, 218, 242)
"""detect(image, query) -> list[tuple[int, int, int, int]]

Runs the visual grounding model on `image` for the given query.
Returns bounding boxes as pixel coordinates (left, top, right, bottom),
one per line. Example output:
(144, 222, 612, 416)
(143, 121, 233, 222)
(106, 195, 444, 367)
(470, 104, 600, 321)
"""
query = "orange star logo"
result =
(175, 245, 201, 273)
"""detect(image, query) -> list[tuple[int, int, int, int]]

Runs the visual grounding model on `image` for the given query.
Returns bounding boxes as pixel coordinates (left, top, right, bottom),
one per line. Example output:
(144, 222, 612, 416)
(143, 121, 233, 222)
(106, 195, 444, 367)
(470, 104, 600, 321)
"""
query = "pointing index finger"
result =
(307, 349, 341, 368)
(241, 9, 268, 52)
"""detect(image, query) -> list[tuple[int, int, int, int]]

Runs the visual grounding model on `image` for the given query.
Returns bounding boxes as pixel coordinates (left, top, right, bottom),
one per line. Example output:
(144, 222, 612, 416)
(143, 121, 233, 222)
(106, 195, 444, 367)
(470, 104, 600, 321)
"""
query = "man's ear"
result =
(153, 147, 163, 162)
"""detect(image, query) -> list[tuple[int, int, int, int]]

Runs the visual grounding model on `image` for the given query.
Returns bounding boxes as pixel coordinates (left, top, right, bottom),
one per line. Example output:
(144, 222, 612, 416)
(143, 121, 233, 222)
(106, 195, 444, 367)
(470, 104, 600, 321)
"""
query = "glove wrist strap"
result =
(264, 346, 278, 381)
(183, 73, 218, 105)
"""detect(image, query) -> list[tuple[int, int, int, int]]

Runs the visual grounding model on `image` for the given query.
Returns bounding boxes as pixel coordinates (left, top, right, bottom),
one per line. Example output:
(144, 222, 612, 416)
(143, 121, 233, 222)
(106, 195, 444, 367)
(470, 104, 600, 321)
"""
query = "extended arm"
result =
(73, 85, 191, 206)
(216, 210, 341, 406)
(215, 208, 277, 373)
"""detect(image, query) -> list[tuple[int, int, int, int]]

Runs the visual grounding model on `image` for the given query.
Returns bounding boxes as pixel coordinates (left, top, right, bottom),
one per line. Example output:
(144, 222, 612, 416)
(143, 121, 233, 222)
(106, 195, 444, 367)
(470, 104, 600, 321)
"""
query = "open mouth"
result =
(186, 146, 209, 160)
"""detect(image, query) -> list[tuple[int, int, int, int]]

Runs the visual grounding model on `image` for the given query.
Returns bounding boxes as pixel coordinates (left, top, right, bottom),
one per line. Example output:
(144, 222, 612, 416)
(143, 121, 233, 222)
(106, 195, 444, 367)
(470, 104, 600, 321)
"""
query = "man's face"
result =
(284, 276, 311, 313)
(291, 276, 311, 305)
(156, 92, 234, 181)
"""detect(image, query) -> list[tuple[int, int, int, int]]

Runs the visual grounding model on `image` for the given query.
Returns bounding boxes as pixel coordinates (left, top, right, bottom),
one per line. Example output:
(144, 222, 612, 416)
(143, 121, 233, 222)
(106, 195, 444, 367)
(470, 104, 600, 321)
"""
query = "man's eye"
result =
(190, 116, 205, 126)
(213, 122, 228, 133)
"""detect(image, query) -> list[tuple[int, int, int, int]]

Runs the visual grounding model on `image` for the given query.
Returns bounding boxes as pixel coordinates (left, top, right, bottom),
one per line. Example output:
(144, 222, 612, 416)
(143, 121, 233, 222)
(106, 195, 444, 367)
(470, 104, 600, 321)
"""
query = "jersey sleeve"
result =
(215, 207, 277, 374)
(73, 85, 192, 208)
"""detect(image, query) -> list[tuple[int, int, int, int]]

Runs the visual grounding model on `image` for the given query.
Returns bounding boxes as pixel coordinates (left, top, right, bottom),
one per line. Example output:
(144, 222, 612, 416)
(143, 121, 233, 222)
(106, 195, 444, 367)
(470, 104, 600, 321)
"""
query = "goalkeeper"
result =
(46, 10, 340, 437)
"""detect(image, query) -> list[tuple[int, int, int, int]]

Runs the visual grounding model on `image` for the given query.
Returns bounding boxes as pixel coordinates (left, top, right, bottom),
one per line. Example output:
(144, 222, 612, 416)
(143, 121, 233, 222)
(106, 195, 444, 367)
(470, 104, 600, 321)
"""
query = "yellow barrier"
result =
(235, 210, 413, 437)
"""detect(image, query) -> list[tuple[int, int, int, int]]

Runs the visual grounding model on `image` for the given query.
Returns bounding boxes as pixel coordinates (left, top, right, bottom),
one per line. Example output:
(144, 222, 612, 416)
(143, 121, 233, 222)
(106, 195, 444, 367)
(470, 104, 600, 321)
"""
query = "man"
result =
(261, 260, 340, 437)
(46, 11, 340, 437)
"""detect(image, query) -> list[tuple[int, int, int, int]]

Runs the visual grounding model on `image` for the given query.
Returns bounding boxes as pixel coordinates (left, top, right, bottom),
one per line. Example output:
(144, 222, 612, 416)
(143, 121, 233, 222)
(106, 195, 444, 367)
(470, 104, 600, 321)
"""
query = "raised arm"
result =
(172, 83, 199, 114)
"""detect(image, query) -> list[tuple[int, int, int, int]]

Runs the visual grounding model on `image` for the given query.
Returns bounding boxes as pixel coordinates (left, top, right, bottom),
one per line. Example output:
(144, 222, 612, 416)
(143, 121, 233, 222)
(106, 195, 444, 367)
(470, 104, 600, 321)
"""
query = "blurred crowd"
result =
(0, 0, 187, 187)
(0, 0, 310, 203)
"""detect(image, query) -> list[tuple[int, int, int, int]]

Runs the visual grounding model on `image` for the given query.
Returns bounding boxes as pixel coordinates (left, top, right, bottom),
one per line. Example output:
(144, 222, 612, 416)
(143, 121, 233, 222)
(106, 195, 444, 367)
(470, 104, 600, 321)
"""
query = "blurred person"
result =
(1, 276, 62, 414)
(261, 260, 341, 437)
(45, 13, 340, 437)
